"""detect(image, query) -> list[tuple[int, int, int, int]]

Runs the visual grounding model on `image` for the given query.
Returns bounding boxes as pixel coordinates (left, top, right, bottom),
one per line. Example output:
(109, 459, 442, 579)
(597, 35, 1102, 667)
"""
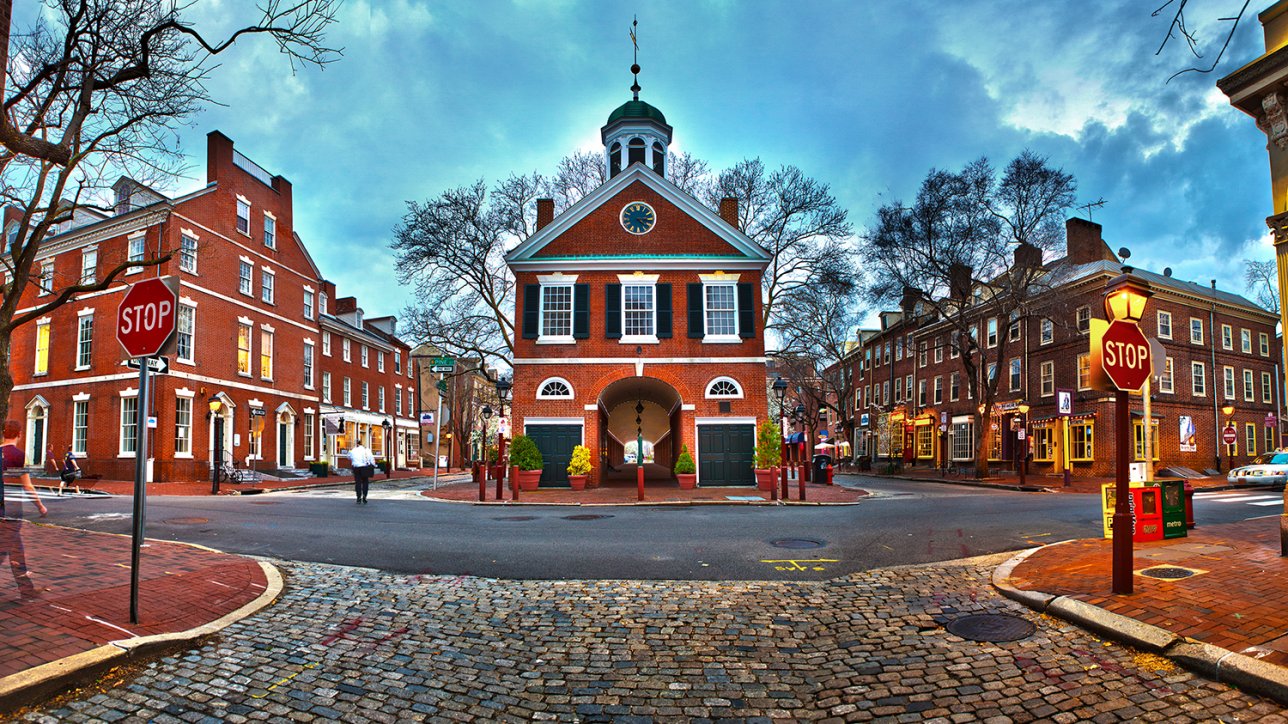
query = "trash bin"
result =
(813, 454, 832, 483)
(1184, 481, 1196, 529)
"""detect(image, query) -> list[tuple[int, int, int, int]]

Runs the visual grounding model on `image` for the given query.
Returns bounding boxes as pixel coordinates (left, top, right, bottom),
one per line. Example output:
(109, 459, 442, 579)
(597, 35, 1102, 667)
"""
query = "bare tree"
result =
(860, 151, 1077, 477)
(0, 0, 340, 422)
(1154, 0, 1251, 82)
(1244, 258, 1279, 313)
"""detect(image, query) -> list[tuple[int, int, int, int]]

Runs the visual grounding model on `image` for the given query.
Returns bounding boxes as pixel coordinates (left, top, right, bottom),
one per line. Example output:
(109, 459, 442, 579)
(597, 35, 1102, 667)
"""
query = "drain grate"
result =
(771, 538, 825, 550)
(494, 516, 538, 521)
(1138, 566, 1199, 580)
(162, 517, 209, 525)
(562, 514, 613, 521)
(946, 613, 1036, 642)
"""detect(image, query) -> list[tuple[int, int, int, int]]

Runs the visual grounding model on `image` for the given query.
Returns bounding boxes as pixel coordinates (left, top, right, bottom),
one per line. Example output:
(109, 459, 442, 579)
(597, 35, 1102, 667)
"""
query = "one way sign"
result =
(125, 356, 170, 374)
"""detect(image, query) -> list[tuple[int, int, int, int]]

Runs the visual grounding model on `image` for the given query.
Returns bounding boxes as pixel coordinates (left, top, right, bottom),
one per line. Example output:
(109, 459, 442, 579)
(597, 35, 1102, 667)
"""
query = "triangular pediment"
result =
(505, 164, 771, 268)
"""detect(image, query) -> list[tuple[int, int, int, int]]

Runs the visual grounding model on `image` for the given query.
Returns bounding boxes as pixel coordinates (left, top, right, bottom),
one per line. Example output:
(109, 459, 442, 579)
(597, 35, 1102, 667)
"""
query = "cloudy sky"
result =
(23, 1, 1279, 324)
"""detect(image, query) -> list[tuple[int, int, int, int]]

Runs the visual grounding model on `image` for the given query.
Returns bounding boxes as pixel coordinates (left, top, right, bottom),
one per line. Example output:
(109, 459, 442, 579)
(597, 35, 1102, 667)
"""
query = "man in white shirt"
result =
(349, 441, 376, 504)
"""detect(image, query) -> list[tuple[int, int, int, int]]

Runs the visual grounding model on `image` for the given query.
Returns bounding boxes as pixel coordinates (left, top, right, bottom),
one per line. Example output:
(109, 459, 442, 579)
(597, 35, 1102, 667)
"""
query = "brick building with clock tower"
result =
(505, 74, 772, 489)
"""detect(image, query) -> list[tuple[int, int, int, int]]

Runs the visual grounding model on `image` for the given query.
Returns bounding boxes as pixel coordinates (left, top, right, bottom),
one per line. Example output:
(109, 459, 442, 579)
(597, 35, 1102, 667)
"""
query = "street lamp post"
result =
(382, 418, 393, 479)
(1222, 403, 1236, 466)
(495, 377, 511, 498)
(209, 396, 223, 495)
(1016, 402, 1030, 488)
(793, 404, 806, 482)
(773, 377, 788, 498)
(478, 404, 493, 501)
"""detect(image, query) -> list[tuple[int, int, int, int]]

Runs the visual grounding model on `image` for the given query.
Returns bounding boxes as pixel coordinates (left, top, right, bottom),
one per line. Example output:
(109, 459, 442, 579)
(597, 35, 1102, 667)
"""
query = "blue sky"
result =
(24, 1, 1280, 322)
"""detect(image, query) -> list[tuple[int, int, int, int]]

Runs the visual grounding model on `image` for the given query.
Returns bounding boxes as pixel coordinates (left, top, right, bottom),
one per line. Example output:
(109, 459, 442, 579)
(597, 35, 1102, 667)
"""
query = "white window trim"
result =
(1157, 311, 1172, 340)
(126, 231, 146, 275)
(118, 393, 139, 458)
(1190, 317, 1204, 345)
(1221, 324, 1233, 351)
(179, 231, 199, 274)
(322, 331, 332, 357)
(1223, 365, 1236, 400)
(343, 337, 351, 362)
(1192, 361, 1207, 397)
(176, 301, 197, 366)
(619, 275, 660, 345)
(261, 267, 276, 304)
(260, 327, 275, 381)
(361, 344, 369, 368)
(704, 376, 744, 399)
(702, 281, 740, 344)
(74, 313, 93, 371)
(238, 258, 255, 296)
(236, 195, 252, 237)
(263, 211, 277, 249)
(537, 376, 575, 399)
(303, 341, 316, 390)
(537, 281, 576, 345)
(1241, 329, 1252, 354)
(173, 395, 195, 459)
(1261, 332, 1271, 357)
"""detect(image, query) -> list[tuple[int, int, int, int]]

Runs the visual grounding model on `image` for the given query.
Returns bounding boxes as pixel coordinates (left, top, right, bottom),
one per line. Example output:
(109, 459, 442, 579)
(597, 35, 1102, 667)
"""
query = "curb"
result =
(420, 494, 867, 508)
(991, 546, 1288, 705)
(0, 560, 283, 714)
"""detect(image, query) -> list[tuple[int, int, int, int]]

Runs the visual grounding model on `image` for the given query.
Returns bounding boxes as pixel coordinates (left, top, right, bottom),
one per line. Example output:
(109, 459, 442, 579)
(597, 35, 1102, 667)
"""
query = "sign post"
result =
(1056, 389, 1073, 488)
(433, 374, 445, 490)
(116, 277, 178, 624)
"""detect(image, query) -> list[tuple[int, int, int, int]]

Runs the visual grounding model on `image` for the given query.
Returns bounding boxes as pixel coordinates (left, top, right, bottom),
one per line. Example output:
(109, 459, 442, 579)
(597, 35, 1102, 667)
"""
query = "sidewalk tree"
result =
(0, 0, 339, 423)
(859, 151, 1076, 477)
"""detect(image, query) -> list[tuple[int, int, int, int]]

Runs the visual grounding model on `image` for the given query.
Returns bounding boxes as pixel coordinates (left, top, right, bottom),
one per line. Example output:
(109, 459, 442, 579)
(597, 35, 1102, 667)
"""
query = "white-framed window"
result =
(705, 377, 743, 398)
(304, 290, 314, 320)
(361, 381, 369, 409)
(1040, 318, 1053, 345)
(72, 400, 88, 456)
(263, 213, 276, 249)
(81, 248, 97, 284)
(704, 283, 738, 339)
(1221, 324, 1233, 350)
(918, 341, 927, 368)
(236, 197, 251, 235)
(395, 350, 402, 374)
(1241, 329, 1252, 354)
(541, 284, 574, 339)
(342, 338, 351, 362)
(179, 233, 198, 273)
(237, 322, 252, 376)
(303, 342, 315, 389)
(34, 320, 49, 375)
(1009, 358, 1021, 392)
(176, 303, 195, 364)
(1008, 312, 1021, 342)
(1077, 353, 1090, 391)
(174, 396, 192, 456)
(322, 372, 332, 404)
(378, 386, 385, 412)
(1192, 361, 1206, 396)
(1244, 369, 1255, 402)
(408, 389, 415, 413)
(1223, 365, 1235, 399)
(343, 377, 351, 406)
(128, 234, 146, 274)
(917, 379, 926, 406)
(1157, 311, 1171, 340)
(895, 338, 903, 361)
(1160, 358, 1174, 394)
(361, 344, 369, 368)
(933, 376, 943, 404)
(1076, 306, 1090, 334)
(260, 328, 274, 380)
(894, 376, 903, 403)
(76, 313, 93, 370)
(238, 261, 253, 296)
(623, 283, 656, 339)
(1190, 317, 1203, 345)
(537, 378, 575, 399)
(304, 413, 315, 460)
(1261, 332, 1271, 357)
(120, 395, 139, 456)
(883, 380, 890, 405)
(396, 386, 404, 416)
(1040, 360, 1054, 397)
(934, 336, 943, 363)
(39, 260, 53, 294)
(319, 292, 328, 316)
(377, 352, 385, 373)
(951, 421, 974, 461)
(1265, 371, 1274, 404)
(950, 372, 960, 402)
(322, 331, 331, 356)
(261, 268, 275, 304)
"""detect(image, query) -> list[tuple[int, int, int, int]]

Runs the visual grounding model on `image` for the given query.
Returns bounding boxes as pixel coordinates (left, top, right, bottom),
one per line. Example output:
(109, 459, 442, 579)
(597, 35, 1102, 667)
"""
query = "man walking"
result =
(350, 439, 376, 504)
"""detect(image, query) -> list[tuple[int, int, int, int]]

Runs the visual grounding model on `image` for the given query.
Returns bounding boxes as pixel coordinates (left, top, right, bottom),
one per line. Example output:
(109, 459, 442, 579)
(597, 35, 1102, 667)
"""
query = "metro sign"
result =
(117, 277, 178, 358)
(1100, 319, 1152, 393)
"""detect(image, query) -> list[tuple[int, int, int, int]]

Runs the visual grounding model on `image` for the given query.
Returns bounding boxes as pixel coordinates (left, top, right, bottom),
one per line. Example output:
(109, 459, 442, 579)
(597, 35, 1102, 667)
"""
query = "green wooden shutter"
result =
(687, 283, 704, 338)
(605, 284, 622, 339)
(737, 283, 754, 338)
(522, 285, 540, 339)
(656, 283, 672, 339)
(573, 284, 590, 339)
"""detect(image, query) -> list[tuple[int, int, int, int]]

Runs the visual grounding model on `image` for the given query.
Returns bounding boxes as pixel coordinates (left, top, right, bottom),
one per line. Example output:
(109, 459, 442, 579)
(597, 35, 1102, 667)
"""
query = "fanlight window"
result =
(706, 378, 743, 398)
(537, 378, 574, 399)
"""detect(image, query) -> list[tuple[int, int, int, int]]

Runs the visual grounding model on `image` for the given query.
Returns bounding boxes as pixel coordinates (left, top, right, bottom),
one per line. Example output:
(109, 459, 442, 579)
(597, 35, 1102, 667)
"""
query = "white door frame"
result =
(275, 402, 296, 469)
(207, 392, 235, 469)
(24, 395, 50, 467)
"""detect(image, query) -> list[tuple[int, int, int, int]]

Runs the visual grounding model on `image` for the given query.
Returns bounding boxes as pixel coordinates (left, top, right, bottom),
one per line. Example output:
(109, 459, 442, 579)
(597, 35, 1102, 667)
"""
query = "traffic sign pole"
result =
(433, 373, 444, 491)
(129, 359, 150, 624)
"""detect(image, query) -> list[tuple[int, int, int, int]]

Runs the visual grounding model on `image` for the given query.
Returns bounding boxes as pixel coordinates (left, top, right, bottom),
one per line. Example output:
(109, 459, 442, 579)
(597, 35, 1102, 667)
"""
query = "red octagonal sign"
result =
(1101, 319, 1152, 393)
(117, 277, 178, 358)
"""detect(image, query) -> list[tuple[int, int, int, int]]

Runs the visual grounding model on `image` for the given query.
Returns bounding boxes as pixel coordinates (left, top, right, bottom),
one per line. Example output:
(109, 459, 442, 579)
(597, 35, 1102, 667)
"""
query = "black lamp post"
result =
(772, 376, 788, 437)
(495, 377, 512, 463)
(481, 404, 493, 462)
(382, 417, 393, 478)
(209, 396, 223, 495)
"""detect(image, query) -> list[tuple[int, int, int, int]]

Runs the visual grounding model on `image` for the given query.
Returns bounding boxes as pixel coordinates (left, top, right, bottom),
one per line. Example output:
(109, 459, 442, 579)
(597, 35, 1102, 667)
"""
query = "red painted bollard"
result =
(496, 465, 504, 500)
(511, 465, 520, 502)
(477, 462, 486, 502)
(798, 465, 806, 502)
(637, 465, 645, 502)
(780, 465, 789, 500)
(828, 464, 834, 486)
(770, 467, 778, 501)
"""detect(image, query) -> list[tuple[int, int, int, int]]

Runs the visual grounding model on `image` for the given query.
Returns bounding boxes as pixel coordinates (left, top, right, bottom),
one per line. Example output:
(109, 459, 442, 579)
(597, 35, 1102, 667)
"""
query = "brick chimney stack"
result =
(719, 197, 739, 228)
(1065, 218, 1117, 265)
(536, 199, 554, 231)
(1014, 242, 1043, 270)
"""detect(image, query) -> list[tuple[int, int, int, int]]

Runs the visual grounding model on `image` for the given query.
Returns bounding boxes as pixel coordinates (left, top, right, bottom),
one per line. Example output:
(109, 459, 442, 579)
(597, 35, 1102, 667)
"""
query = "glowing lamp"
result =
(1103, 272, 1153, 322)
(1221, 404, 1235, 418)
(208, 396, 222, 414)
(1017, 402, 1030, 416)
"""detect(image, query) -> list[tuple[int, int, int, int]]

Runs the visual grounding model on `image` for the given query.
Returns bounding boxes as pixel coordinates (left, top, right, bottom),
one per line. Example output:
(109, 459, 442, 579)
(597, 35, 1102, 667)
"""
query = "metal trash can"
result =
(813, 454, 832, 483)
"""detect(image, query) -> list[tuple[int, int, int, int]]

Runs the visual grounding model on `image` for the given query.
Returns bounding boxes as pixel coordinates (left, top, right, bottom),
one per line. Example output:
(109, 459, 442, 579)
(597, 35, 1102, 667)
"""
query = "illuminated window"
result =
(1077, 353, 1090, 391)
(34, 320, 49, 375)
(1133, 419, 1159, 461)
(916, 425, 934, 459)
(260, 328, 273, 380)
(1032, 425, 1054, 462)
(1040, 361, 1054, 397)
(1070, 420, 1094, 461)
(1159, 358, 1173, 394)
(237, 323, 252, 375)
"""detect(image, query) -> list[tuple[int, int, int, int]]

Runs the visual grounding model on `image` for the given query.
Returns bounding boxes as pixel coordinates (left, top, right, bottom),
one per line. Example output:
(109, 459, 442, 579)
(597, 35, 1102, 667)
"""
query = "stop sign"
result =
(117, 277, 178, 358)
(1100, 319, 1152, 393)
(1223, 426, 1238, 445)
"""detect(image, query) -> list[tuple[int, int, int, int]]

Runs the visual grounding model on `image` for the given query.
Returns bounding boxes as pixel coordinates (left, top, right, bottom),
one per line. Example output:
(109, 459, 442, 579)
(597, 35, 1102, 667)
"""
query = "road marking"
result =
(250, 662, 318, 699)
(761, 558, 839, 572)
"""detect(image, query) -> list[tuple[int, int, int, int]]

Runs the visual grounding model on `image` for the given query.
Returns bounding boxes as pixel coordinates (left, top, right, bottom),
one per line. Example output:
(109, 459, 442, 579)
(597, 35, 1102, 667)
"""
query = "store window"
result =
(1133, 419, 1159, 461)
(1070, 420, 1094, 461)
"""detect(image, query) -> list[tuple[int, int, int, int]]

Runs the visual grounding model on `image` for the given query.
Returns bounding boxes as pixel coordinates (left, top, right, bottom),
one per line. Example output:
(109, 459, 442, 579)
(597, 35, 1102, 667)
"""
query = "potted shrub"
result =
(753, 419, 782, 490)
(567, 445, 592, 490)
(674, 445, 697, 489)
(509, 435, 544, 490)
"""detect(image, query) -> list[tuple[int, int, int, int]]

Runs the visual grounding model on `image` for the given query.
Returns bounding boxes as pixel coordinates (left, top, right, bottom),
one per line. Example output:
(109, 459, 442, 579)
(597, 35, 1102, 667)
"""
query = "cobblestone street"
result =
(18, 553, 1288, 723)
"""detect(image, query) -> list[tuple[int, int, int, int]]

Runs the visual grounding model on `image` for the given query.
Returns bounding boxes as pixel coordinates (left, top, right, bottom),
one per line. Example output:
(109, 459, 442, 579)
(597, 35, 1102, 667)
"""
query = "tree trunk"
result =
(0, 326, 13, 426)
(974, 416, 992, 479)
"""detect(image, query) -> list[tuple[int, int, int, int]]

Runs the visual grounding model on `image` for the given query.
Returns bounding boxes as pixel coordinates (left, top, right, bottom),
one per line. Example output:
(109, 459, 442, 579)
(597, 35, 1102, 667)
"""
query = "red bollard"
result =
(477, 462, 486, 502)
(511, 465, 520, 502)
(1184, 481, 1195, 528)
(496, 465, 504, 500)
(828, 464, 834, 486)
(798, 464, 806, 502)
(780, 465, 789, 500)
(637, 465, 645, 502)
(770, 466, 778, 501)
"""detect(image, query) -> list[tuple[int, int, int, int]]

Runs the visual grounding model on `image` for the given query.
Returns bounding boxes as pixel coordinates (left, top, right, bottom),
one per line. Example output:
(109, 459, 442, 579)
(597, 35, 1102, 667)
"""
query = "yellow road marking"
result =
(250, 662, 318, 699)
(761, 558, 839, 572)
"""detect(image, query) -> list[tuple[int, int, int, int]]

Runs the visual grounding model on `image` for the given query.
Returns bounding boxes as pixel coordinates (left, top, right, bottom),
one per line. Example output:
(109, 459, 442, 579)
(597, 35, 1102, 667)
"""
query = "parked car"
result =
(1227, 452, 1288, 489)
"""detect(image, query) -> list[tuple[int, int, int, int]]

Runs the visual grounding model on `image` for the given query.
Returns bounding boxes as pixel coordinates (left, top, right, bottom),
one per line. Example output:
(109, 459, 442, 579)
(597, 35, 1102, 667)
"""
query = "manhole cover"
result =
(1139, 566, 1197, 580)
(562, 514, 613, 521)
(770, 538, 826, 549)
(945, 613, 1036, 642)
(162, 517, 209, 525)
(494, 516, 537, 521)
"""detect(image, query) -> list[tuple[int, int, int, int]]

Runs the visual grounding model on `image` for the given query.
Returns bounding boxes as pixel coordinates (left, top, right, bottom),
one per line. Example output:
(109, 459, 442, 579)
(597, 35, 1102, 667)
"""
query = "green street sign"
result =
(430, 356, 456, 373)
(437, 380, 448, 393)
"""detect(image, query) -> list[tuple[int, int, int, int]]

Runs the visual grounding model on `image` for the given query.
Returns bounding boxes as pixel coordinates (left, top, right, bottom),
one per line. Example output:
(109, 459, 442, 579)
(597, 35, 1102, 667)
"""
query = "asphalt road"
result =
(13, 474, 1278, 581)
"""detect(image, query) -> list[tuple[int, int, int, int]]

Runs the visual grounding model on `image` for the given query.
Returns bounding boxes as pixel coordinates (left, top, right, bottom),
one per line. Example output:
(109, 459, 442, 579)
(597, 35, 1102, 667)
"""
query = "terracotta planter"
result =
(676, 473, 697, 489)
(518, 469, 542, 491)
(568, 474, 587, 491)
(756, 468, 777, 490)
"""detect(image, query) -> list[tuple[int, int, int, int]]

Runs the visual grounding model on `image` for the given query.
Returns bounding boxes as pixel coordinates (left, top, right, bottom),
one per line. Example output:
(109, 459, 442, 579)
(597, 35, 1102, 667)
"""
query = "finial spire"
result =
(629, 16, 641, 101)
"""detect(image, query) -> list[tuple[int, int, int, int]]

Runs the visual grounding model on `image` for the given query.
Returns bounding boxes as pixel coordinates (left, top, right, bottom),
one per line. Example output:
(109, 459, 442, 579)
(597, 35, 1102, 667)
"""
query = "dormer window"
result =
(355, 309, 363, 327)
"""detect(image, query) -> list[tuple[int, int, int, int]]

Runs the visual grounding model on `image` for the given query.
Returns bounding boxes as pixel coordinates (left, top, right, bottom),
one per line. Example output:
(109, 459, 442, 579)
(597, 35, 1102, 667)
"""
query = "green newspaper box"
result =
(1155, 479, 1187, 539)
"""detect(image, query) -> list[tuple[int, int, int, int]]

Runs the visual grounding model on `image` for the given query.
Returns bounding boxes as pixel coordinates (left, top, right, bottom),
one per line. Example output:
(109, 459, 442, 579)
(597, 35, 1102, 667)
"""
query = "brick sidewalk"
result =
(41, 467, 453, 497)
(1006, 516, 1288, 663)
(0, 516, 267, 680)
(868, 466, 1263, 495)
(424, 477, 867, 504)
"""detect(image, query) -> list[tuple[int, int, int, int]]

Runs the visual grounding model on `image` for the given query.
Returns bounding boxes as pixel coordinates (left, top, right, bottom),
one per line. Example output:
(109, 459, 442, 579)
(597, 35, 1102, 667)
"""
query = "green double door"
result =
(698, 424, 756, 486)
(526, 424, 582, 487)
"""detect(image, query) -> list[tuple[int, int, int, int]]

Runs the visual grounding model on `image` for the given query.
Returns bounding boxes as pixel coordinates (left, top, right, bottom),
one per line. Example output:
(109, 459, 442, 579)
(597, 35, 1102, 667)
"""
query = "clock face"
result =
(620, 202, 656, 235)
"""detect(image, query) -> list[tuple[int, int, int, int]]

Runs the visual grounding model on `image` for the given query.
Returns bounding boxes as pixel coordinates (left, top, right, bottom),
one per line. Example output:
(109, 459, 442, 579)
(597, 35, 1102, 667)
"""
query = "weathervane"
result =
(629, 16, 641, 101)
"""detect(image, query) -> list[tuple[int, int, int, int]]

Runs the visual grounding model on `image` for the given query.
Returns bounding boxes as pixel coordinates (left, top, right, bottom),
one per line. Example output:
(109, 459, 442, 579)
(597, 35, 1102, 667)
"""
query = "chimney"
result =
(719, 197, 739, 228)
(206, 130, 235, 185)
(1065, 217, 1116, 265)
(536, 198, 554, 231)
(900, 286, 920, 317)
(1014, 242, 1043, 270)
(949, 263, 972, 300)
